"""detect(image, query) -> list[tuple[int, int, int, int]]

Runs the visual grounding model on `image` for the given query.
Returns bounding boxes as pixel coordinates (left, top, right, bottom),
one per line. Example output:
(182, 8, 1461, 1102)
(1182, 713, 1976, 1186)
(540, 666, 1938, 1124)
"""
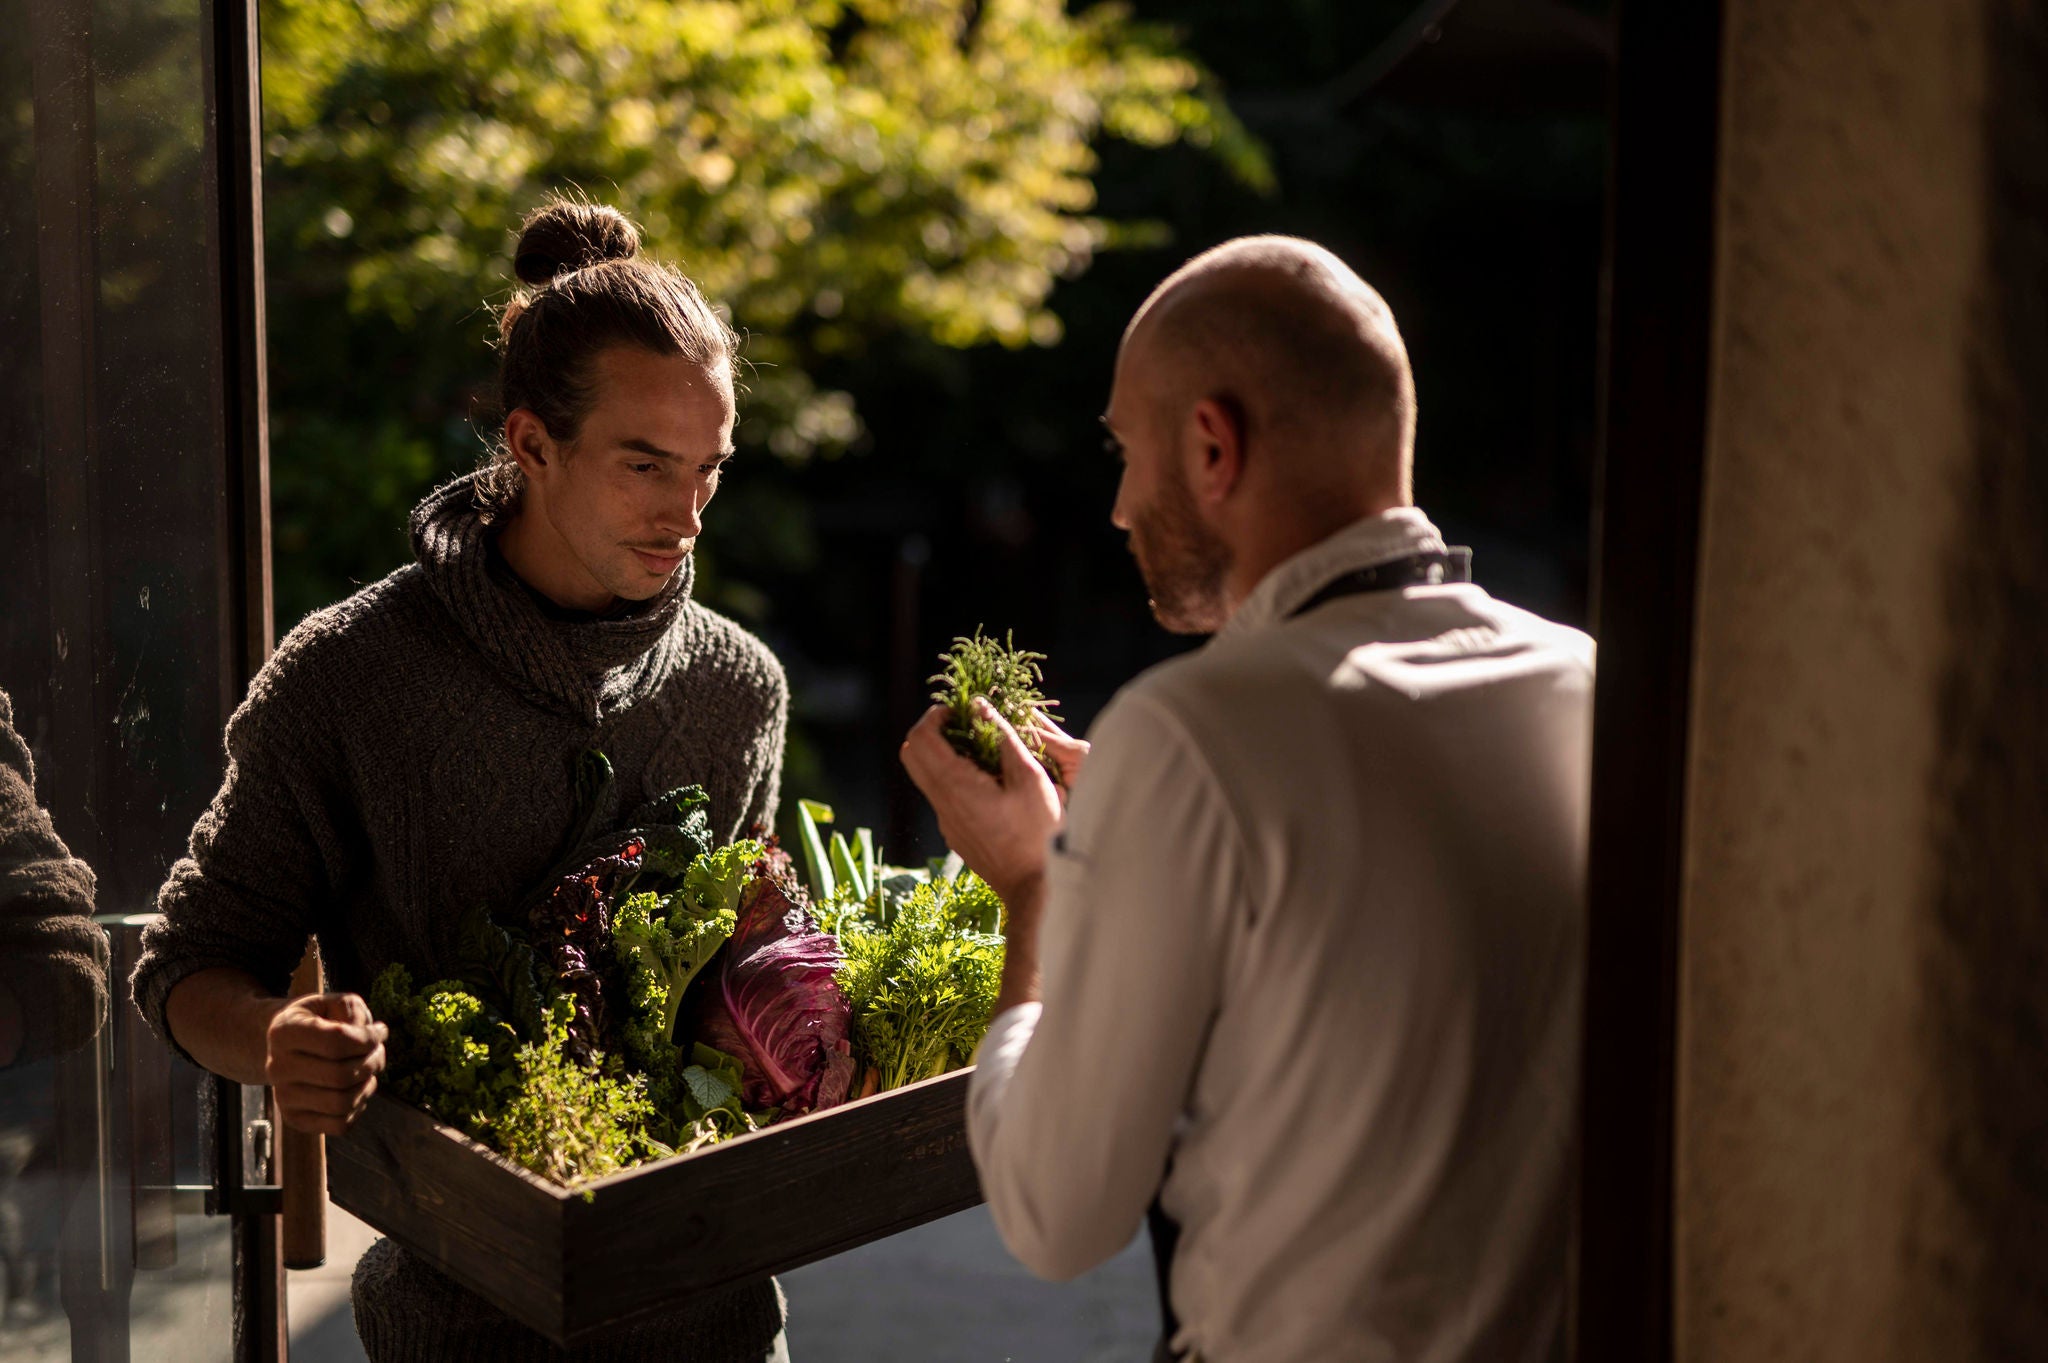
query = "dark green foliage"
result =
(520, 776, 714, 919)
(451, 903, 550, 1045)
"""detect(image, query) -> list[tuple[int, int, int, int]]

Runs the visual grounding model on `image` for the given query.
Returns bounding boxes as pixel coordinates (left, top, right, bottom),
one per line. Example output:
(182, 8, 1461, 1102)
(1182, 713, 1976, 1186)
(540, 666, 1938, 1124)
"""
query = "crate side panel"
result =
(329, 1096, 569, 1341)
(558, 1072, 982, 1339)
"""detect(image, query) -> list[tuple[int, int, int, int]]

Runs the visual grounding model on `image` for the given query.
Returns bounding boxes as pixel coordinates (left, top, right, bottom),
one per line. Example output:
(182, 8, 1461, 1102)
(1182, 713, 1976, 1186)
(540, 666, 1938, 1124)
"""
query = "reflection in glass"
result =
(2, 0, 249, 1354)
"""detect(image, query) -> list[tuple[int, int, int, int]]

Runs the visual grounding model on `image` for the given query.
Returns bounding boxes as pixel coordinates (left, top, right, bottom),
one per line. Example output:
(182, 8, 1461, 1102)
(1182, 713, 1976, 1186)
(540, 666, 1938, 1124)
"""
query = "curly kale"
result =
(368, 965, 518, 1135)
(610, 838, 758, 1103)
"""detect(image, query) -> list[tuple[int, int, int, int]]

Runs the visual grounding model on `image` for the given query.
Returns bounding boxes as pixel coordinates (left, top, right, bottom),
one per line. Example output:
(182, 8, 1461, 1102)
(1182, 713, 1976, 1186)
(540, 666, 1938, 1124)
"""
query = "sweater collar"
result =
(1217, 507, 1451, 640)
(409, 471, 695, 721)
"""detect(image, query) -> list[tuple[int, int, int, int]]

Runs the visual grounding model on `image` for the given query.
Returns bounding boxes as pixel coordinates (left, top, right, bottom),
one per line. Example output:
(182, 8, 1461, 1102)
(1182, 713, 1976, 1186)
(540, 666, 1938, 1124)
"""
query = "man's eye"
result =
(629, 462, 659, 474)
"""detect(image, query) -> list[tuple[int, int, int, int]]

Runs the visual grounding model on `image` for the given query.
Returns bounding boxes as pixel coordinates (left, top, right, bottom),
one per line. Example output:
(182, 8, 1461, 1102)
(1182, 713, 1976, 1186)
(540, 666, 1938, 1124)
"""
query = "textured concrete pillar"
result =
(1676, 2, 2048, 1360)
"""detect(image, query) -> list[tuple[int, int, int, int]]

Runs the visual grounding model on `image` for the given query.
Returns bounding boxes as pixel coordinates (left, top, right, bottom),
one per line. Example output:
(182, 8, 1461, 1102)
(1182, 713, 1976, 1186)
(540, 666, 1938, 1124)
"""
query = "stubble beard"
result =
(1131, 464, 1232, 635)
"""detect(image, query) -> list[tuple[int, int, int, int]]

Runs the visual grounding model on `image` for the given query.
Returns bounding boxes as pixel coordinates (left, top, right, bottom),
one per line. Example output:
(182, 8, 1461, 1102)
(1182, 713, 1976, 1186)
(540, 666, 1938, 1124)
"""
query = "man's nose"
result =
(1109, 473, 1132, 532)
(661, 478, 706, 541)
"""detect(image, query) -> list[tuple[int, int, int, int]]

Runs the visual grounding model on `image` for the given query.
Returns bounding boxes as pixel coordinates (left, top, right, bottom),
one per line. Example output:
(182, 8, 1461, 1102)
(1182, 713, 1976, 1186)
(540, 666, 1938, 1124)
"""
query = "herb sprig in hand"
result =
(929, 630, 1061, 781)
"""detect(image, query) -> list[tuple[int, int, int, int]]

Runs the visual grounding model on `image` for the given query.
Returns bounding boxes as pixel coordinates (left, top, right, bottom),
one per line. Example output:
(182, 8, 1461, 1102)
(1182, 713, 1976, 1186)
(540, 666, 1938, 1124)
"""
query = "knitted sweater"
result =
(0, 688, 110, 1063)
(131, 471, 791, 1360)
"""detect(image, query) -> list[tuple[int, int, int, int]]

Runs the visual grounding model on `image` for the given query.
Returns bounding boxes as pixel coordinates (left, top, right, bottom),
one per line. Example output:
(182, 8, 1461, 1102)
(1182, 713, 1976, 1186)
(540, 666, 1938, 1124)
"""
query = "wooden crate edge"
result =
(328, 1094, 572, 1341)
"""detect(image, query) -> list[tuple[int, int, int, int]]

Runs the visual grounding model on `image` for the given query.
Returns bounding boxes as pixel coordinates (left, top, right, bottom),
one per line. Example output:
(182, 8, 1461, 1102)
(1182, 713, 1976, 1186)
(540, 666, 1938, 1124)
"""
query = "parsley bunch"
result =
(836, 874, 1006, 1094)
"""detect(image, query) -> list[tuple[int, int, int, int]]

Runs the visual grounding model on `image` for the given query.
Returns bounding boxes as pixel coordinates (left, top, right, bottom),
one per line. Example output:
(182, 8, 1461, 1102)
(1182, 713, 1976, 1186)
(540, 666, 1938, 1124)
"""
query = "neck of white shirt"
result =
(1217, 507, 1450, 640)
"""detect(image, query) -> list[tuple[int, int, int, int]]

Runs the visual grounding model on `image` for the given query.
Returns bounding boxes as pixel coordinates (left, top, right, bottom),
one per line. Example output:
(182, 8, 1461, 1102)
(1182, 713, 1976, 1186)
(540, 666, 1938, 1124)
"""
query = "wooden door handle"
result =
(280, 943, 327, 1269)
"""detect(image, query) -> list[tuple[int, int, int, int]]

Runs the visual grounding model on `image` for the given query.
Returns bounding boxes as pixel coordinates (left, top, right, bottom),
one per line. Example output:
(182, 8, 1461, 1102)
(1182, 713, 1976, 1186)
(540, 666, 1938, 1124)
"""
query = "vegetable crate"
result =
(328, 1067, 979, 1345)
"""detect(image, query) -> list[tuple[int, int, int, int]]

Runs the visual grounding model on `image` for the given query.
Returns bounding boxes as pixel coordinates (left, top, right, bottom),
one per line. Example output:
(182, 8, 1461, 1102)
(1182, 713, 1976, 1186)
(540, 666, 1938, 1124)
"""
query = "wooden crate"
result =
(327, 1069, 981, 1345)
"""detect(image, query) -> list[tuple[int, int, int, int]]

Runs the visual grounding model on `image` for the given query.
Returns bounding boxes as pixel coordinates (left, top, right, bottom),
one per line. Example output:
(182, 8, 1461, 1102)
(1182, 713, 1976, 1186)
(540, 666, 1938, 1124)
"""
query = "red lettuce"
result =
(693, 876, 855, 1116)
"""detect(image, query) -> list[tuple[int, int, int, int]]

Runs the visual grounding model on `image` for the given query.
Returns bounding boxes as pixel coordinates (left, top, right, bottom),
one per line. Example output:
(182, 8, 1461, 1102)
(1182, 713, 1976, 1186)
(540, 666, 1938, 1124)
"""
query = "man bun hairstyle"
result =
(477, 196, 738, 520)
(511, 199, 640, 285)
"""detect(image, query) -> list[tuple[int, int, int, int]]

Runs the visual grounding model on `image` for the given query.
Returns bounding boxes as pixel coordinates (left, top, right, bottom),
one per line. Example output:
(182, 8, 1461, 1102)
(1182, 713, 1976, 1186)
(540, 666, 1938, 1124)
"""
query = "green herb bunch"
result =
(369, 966, 517, 1136)
(930, 629, 1060, 777)
(486, 998, 660, 1187)
(836, 874, 1006, 1094)
(370, 962, 763, 1186)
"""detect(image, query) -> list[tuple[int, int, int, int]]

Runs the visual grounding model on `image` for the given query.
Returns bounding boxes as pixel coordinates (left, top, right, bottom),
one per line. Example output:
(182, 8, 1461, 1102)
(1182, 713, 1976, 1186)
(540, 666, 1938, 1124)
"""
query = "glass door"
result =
(0, 0, 276, 1356)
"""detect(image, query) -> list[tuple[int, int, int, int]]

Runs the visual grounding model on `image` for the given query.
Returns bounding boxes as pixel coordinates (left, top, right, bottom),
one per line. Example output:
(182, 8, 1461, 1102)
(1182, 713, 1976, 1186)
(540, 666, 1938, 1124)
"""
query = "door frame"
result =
(1576, 2, 1725, 1360)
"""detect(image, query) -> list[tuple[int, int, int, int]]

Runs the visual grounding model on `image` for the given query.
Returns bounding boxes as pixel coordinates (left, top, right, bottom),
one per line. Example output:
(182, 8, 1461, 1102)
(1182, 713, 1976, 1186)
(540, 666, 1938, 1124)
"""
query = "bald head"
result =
(1123, 235, 1416, 508)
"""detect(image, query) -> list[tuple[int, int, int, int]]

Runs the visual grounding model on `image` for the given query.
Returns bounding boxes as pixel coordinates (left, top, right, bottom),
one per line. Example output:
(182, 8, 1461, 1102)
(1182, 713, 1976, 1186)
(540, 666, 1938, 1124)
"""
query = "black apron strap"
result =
(1285, 546, 1473, 620)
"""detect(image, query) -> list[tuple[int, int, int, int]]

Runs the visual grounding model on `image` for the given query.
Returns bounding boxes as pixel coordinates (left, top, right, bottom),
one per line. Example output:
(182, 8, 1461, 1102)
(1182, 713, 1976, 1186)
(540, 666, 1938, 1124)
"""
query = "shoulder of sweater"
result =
(677, 602, 788, 708)
(231, 564, 438, 740)
(0, 689, 33, 796)
(0, 689, 85, 879)
(0, 760, 91, 898)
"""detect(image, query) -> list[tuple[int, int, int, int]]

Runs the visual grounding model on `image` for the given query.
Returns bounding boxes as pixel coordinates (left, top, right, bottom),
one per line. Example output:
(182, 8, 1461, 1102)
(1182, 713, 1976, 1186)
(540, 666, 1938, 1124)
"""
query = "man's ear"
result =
(504, 408, 555, 478)
(1186, 395, 1248, 505)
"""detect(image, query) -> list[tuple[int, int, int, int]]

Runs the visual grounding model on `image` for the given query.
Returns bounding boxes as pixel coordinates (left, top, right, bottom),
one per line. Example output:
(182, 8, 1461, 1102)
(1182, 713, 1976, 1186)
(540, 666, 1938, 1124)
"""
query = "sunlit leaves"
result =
(264, 0, 1265, 376)
(261, 0, 1266, 624)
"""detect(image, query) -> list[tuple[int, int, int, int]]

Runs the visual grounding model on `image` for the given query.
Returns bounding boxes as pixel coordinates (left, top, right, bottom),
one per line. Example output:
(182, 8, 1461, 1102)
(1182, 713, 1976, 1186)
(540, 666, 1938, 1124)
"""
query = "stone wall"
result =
(1929, 1, 2048, 1356)
(1674, 1, 2046, 1358)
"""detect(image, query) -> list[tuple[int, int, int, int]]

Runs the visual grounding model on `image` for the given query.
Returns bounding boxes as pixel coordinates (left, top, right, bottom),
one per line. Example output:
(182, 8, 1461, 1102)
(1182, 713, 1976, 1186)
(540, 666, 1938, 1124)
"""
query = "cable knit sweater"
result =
(130, 471, 790, 1362)
(0, 688, 110, 1063)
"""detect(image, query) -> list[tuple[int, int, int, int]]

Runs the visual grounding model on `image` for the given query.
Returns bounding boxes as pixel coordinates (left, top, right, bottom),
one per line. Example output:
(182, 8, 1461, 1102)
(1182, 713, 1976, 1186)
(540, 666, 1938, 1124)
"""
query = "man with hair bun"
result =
(132, 199, 793, 1361)
(904, 235, 1594, 1362)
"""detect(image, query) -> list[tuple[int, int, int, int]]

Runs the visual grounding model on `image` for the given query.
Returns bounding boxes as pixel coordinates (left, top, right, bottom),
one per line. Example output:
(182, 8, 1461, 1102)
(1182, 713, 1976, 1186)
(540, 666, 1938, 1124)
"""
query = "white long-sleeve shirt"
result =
(968, 509, 1594, 1363)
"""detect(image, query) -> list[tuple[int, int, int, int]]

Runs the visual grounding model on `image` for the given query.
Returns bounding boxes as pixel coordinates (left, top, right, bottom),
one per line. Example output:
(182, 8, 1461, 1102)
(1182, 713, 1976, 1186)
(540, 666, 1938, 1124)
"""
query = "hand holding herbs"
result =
(370, 755, 1007, 1187)
(931, 630, 1062, 782)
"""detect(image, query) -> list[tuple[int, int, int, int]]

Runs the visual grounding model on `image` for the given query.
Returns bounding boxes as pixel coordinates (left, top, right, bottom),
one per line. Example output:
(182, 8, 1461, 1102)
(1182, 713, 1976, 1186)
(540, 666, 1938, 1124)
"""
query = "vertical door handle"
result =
(280, 943, 327, 1269)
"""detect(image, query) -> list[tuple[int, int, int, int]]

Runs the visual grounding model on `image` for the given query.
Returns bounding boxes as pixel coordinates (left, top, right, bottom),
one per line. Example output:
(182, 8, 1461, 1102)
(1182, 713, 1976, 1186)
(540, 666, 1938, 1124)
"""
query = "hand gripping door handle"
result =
(280, 943, 328, 1270)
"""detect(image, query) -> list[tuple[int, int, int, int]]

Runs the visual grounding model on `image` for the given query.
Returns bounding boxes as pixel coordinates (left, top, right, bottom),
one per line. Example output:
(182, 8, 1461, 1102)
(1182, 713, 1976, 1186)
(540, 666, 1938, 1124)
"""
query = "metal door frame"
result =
(27, 0, 279, 1356)
(209, 0, 284, 1356)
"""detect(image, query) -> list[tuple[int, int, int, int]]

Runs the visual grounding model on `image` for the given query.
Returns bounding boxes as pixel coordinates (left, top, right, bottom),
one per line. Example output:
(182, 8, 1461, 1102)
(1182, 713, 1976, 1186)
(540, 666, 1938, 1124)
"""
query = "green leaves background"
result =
(261, 0, 1265, 626)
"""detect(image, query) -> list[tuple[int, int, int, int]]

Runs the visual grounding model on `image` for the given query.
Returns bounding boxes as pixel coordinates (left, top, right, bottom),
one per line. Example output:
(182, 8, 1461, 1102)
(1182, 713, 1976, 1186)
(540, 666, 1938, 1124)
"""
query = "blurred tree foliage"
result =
(261, 0, 1268, 626)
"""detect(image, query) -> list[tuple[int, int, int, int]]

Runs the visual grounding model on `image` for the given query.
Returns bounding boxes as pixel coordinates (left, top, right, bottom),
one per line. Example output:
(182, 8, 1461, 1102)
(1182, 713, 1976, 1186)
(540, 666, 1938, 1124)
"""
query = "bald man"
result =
(902, 236, 1593, 1363)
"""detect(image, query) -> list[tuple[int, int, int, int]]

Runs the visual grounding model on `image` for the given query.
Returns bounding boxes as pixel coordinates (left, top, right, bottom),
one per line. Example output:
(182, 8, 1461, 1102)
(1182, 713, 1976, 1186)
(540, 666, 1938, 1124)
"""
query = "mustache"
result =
(624, 541, 695, 555)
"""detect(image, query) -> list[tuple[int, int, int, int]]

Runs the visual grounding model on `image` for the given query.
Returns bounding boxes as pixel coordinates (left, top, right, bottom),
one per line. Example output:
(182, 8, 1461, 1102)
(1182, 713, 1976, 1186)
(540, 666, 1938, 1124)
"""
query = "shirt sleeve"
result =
(967, 687, 1247, 1281)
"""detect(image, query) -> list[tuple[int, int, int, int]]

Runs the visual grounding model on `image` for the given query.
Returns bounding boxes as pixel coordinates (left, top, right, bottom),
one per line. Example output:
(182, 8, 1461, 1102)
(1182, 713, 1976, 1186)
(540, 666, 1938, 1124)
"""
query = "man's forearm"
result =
(994, 873, 1045, 1016)
(165, 966, 288, 1085)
